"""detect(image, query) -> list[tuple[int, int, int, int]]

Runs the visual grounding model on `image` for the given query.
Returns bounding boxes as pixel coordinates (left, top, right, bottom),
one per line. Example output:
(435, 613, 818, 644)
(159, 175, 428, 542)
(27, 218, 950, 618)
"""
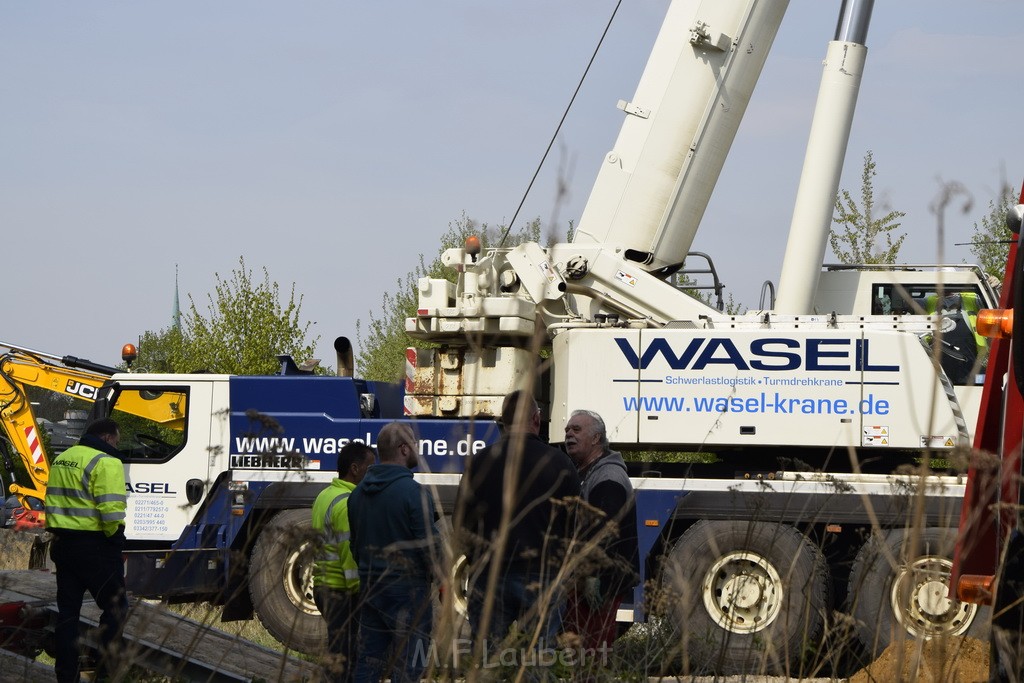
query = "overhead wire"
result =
(498, 0, 624, 247)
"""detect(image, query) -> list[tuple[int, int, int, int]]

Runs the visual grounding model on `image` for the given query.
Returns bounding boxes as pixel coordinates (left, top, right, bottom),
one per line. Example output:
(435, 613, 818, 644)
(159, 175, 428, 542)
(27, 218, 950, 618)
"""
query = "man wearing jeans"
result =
(348, 422, 437, 683)
(456, 390, 580, 653)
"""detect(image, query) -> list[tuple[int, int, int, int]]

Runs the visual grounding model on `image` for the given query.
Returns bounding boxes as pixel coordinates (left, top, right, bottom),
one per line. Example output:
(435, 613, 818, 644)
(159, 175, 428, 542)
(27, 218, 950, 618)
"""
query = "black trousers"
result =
(50, 532, 129, 683)
(313, 585, 360, 683)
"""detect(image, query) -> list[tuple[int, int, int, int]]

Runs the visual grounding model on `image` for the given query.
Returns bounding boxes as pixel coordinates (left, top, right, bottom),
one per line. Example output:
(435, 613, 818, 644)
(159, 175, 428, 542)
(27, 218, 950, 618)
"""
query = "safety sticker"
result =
(616, 270, 638, 287)
(920, 435, 956, 449)
(862, 425, 889, 447)
(538, 261, 556, 283)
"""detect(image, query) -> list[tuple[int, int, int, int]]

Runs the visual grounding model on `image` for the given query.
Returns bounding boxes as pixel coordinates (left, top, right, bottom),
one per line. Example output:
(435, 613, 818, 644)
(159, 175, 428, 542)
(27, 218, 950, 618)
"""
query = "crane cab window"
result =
(107, 386, 188, 462)
(871, 282, 988, 386)
(870, 283, 986, 317)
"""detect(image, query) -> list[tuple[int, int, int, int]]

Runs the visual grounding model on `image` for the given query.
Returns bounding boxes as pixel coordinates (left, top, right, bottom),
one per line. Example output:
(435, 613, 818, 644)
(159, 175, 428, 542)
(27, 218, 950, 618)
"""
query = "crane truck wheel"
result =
(248, 508, 326, 655)
(848, 527, 988, 659)
(659, 520, 830, 675)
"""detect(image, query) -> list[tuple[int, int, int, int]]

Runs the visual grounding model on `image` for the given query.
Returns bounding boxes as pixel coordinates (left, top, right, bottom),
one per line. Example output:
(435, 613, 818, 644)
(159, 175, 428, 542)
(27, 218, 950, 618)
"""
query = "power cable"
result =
(499, 0, 623, 247)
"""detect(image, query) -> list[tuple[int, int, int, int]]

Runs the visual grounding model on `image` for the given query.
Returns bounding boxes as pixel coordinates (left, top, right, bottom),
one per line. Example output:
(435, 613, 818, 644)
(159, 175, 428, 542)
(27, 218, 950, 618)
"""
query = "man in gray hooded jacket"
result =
(563, 409, 639, 651)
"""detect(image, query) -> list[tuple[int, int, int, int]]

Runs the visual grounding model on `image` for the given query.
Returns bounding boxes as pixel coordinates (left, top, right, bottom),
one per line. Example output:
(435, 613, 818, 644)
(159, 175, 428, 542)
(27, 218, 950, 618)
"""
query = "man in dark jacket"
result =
(348, 422, 436, 683)
(456, 390, 580, 649)
(563, 409, 639, 651)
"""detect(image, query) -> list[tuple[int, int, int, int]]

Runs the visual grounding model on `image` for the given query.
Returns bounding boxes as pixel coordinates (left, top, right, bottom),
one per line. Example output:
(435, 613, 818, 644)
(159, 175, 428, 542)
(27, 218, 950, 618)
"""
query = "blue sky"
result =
(2, 1, 1019, 368)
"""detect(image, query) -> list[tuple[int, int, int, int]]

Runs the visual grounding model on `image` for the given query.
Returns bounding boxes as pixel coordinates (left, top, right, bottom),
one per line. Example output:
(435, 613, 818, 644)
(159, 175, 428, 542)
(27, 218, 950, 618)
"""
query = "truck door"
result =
(105, 380, 216, 541)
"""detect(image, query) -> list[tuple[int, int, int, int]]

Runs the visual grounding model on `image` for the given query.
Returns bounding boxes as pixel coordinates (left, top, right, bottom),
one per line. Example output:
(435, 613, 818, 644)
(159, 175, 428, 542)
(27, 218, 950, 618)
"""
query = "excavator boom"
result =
(0, 341, 178, 526)
(0, 346, 119, 509)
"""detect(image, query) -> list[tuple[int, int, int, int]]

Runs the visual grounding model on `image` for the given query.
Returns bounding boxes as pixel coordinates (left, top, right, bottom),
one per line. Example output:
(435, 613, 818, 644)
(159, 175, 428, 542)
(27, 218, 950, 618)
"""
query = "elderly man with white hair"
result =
(563, 409, 639, 652)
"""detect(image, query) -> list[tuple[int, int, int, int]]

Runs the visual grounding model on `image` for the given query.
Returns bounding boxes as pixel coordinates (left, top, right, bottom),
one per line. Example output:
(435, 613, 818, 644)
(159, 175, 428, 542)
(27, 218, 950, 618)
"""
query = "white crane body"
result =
(403, 0, 1000, 672)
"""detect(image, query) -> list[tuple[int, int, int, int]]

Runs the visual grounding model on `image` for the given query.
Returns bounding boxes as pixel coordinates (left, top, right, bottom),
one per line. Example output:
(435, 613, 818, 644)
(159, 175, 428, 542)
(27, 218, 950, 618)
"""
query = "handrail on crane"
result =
(675, 252, 726, 311)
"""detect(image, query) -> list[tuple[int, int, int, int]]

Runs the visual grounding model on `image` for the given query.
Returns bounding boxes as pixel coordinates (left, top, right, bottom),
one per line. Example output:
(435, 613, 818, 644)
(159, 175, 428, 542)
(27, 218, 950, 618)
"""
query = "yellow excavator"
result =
(0, 342, 137, 529)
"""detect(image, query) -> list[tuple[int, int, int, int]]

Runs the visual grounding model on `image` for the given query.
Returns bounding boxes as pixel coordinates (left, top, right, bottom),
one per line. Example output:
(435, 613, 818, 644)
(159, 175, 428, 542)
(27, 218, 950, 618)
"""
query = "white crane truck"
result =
(3, 0, 998, 676)
(404, 0, 999, 673)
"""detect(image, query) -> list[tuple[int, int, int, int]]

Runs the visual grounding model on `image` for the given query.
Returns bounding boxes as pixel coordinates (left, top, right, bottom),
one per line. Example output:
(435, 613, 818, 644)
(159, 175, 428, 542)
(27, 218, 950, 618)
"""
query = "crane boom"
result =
(774, 0, 873, 313)
(572, 0, 789, 274)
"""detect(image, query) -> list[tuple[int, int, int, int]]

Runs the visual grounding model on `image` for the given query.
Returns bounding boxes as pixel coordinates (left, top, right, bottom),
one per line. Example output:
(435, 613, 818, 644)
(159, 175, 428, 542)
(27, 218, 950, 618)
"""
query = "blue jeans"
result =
(353, 578, 432, 683)
(467, 568, 565, 650)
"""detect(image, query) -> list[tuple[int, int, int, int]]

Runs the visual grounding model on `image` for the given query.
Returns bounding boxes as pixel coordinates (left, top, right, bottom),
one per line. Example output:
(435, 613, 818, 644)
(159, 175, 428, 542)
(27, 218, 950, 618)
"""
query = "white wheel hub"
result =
(451, 554, 469, 616)
(891, 555, 977, 638)
(284, 539, 319, 617)
(702, 550, 783, 634)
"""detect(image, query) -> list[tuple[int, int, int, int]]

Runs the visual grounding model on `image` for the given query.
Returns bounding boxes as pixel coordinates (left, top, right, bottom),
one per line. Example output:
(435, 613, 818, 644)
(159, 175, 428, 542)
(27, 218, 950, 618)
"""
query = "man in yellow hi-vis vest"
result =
(45, 418, 129, 683)
(312, 441, 376, 682)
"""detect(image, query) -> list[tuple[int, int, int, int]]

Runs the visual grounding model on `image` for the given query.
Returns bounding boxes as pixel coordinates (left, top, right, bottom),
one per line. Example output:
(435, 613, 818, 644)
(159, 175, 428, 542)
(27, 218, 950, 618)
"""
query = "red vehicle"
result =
(953, 180, 1024, 680)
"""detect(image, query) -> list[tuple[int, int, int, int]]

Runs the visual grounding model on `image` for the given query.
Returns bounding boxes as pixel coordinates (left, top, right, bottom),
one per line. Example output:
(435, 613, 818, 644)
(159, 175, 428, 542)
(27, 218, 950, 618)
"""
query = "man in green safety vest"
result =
(312, 441, 376, 682)
(45, 417, 129, 683)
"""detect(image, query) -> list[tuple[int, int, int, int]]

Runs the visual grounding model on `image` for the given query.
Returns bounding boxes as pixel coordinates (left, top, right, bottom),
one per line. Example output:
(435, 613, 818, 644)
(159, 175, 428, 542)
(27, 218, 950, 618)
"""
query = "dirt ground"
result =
(644, 636, 990, 682)
(847, 636, 989, 683)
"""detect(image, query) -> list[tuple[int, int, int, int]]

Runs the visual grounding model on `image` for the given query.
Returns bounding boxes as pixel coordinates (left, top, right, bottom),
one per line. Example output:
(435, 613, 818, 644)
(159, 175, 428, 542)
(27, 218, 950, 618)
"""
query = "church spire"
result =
(172, 265, 181, 331)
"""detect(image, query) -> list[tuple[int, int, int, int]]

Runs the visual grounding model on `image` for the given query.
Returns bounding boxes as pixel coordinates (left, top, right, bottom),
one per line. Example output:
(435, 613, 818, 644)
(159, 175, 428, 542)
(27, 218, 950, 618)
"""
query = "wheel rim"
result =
(283, 538, 319, 617)
(451, 554, 469, 616)
(701, 550, 784, 633)
(890, 555, 977, 638)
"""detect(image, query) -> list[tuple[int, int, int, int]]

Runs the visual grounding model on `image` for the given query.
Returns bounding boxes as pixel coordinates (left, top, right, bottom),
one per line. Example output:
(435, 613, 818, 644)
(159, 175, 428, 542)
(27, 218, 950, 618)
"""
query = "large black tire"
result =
(249, 508, 326, 654)
(659, 520, 830, 675)
(848, 527, 989, 659)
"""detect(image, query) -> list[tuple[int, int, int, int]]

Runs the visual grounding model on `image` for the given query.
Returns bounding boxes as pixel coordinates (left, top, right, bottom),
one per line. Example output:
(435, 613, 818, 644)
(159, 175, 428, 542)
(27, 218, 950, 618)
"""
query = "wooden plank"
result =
(0, 570, 58, 602)
(0, 571, 319, 682)
(84, 601, 319, 682)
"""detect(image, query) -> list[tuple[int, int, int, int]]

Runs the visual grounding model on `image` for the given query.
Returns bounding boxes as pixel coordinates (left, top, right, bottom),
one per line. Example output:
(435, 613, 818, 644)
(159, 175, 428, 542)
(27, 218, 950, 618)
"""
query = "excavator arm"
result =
(0, 344, 124, 511)
(0, 342, 187, 530)
(0, 341, 187, 511)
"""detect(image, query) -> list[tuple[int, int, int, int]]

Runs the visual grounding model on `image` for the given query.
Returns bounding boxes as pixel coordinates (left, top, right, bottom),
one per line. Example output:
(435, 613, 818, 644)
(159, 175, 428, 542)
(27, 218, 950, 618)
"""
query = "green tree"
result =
(830, 150, 907, 264)
(968, 185, 1017, 280)
(134, 257, 320, 375)
(357, 214, 542, 382)
(133, 326, 186, 373)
